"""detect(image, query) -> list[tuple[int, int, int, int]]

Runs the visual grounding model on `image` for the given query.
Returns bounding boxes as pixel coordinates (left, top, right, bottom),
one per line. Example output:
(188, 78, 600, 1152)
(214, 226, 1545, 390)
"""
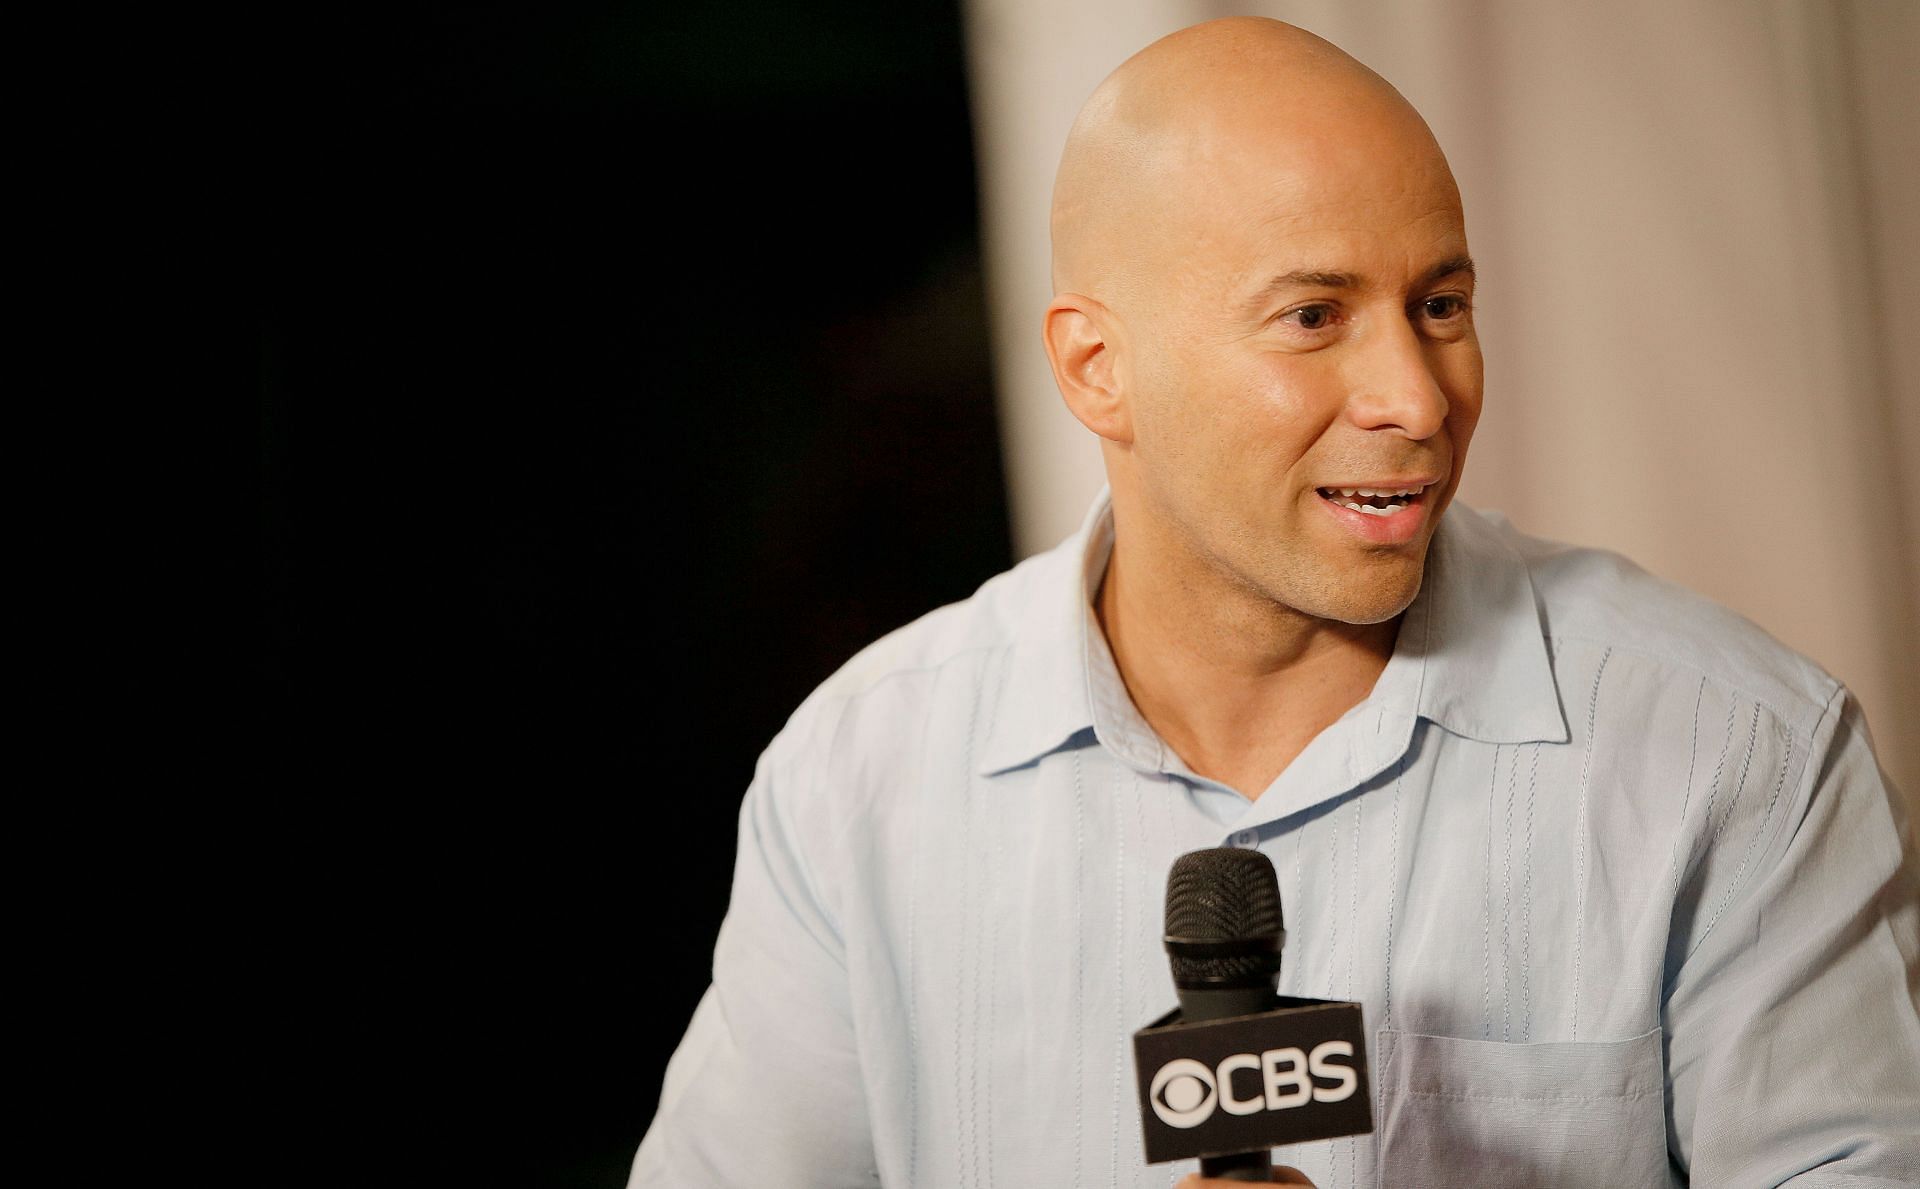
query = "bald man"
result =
(634, 19, 1918, 1188)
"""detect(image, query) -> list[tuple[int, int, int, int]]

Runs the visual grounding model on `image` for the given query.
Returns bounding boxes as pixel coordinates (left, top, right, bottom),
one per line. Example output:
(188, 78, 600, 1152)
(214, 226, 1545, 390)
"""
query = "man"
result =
(635, 18, 1918, 1187)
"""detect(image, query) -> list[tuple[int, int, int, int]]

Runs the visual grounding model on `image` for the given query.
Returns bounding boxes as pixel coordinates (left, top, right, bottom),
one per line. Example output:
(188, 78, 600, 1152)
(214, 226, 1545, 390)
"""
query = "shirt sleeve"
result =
(630, 715, 881, 1187)
(1663, 685, 1920, 1186)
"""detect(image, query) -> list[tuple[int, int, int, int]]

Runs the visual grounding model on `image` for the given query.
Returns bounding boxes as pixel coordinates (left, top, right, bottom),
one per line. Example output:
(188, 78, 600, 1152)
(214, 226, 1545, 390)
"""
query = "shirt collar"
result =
(975, 491, 1111, 776)
(977, 488, 1567, 777)
(1410, 502, 1570, 747)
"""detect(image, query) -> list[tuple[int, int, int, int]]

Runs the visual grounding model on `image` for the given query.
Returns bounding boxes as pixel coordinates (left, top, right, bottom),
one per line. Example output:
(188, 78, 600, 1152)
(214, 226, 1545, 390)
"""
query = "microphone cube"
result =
(1133, 997, 1373, 1164)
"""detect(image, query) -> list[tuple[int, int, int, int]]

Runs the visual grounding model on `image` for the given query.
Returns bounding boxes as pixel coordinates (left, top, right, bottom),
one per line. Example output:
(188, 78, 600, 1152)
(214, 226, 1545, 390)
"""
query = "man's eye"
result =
(1284, 304, 1336, 331)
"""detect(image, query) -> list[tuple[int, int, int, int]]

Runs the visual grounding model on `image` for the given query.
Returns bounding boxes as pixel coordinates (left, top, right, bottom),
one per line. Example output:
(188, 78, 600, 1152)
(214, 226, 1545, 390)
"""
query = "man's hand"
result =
(1177, 1165, 1315, 1186)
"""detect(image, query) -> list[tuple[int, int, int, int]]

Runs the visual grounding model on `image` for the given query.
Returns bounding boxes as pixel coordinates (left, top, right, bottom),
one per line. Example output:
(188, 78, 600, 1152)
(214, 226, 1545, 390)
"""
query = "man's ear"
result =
(1043, 294, 1133, 445)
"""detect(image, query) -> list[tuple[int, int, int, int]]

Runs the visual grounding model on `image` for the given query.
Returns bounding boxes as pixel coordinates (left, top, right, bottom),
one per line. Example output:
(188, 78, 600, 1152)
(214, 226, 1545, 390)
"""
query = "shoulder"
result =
(813, 544, 1061, 703)
(1462, 506, 1842, 743)
(738, 537, 1077, 918)
(759, 532, 1073, 775)
(1452, 510, 1897, 963)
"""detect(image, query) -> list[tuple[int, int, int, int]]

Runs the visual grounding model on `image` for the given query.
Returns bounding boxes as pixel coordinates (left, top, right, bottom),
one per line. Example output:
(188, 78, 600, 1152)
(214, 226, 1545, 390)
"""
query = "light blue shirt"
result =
(635, 492, 1919, 1187)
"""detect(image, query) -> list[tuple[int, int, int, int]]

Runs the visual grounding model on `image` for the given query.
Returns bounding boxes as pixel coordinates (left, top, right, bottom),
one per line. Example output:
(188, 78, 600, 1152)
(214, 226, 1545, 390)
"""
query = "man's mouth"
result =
(1315, 484, 1429, 517)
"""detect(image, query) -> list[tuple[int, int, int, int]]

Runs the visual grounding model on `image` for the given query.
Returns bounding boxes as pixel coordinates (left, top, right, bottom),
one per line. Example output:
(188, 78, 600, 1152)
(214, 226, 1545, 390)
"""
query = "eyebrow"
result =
(1248, 255, 1477, 307)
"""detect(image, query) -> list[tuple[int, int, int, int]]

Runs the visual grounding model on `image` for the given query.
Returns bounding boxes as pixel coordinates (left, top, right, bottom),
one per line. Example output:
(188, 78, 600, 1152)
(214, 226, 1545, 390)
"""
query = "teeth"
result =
(1329, 485, 1423, 499)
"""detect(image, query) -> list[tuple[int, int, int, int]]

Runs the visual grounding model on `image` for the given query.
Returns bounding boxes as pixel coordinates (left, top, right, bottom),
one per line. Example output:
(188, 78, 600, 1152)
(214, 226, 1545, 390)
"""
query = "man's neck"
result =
(1095, 538, 1400, 803)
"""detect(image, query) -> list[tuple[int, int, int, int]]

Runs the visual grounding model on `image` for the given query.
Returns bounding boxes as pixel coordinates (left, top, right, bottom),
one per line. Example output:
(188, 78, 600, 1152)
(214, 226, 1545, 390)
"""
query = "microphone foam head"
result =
(1164, 846, 1285, 988)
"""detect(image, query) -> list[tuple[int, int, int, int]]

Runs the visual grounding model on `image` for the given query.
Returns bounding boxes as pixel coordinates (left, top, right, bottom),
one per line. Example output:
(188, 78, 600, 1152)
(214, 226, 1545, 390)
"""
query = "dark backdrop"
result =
(85, 3, 1011, 1184)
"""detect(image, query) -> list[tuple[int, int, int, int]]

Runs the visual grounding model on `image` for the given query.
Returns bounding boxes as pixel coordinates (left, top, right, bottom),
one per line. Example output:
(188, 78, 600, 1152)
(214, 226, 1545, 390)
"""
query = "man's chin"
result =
(1328, 593, 1419, 626)
(1305, 563, 1426, 626)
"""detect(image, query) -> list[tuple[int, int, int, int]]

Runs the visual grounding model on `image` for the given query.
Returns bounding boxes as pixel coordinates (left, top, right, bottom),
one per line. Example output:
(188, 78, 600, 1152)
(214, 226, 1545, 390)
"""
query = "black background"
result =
(79, 3, 1011, 1183)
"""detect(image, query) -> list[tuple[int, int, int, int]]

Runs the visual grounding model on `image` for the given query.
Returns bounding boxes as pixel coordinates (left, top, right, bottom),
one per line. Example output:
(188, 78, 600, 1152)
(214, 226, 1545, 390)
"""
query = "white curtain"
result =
(963, 0, 1919, 803)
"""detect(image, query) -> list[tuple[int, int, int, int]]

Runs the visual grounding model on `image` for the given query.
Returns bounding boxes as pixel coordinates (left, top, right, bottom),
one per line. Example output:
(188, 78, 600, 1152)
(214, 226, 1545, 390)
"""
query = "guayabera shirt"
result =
(635, 491, 1919, 1187)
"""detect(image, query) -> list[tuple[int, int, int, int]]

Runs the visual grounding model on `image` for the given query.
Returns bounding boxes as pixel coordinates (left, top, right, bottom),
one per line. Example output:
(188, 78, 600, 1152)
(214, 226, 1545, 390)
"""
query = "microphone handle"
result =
(1180, 984, 1281, 1181)
(1200, 1150, 1274, 1181)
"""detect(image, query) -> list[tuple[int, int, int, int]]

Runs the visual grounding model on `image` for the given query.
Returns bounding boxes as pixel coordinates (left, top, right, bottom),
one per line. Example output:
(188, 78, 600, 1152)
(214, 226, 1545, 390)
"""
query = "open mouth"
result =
(1315, 484, 1428, 517)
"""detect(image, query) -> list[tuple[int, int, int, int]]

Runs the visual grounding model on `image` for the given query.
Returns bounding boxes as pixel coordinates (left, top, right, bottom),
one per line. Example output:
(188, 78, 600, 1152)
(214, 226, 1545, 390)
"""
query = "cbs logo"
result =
(1149, 1041, 1358, 1129)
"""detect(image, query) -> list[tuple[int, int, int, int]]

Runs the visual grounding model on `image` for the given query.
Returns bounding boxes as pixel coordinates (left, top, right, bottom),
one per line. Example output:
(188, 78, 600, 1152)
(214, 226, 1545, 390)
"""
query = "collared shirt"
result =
(634, 491, 1919, 1188)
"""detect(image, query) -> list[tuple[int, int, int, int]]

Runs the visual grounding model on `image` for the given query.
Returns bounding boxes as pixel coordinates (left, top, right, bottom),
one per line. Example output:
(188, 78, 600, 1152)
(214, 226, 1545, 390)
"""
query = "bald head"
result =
(1041, 18, 1482, 635)
(1050, 18, 1453, 309)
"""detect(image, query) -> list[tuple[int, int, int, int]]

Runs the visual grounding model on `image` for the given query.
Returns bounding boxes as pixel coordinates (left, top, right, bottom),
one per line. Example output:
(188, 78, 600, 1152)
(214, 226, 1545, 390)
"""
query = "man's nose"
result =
(1343, 317, 1449, 439)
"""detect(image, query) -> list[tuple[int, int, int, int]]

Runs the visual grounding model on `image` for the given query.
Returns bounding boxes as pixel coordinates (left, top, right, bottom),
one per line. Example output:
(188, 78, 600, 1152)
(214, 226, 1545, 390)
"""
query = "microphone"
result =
(1132, 846, 1373, 1178)
(1166, 847, 1289, 1182)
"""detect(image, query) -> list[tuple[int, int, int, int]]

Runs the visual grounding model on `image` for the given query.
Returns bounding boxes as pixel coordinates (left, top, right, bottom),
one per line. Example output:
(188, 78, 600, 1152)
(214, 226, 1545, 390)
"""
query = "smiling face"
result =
(1122, 126, 1482, 625)
(1048, 19, 1483, 630)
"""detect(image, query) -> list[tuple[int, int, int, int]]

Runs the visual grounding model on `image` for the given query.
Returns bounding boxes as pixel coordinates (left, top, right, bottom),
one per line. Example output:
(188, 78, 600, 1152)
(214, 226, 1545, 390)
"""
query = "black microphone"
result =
(1134, 847, 1372, 1178)
(1165, 847, 1288, 1182)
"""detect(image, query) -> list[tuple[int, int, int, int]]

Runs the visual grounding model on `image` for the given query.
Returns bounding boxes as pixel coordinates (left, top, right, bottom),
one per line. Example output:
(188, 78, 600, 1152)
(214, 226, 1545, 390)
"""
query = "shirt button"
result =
(1232, 830, 1258, 849)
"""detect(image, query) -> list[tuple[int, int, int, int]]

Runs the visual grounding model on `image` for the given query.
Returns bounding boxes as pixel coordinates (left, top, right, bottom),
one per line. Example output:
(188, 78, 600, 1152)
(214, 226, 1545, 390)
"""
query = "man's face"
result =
(1118, 125, 1483, 626)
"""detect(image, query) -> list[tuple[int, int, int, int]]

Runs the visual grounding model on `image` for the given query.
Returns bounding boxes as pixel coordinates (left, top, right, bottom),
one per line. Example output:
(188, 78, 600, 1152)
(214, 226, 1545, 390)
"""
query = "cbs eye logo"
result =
(1149, 1042, 1358, 1128)
(1149, 1059, 1218, 1128)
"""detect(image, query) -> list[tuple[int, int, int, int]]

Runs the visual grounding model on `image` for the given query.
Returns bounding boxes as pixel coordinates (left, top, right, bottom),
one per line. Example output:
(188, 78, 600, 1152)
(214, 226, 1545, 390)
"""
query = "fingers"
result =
(1174, 1166, 1317, 1187)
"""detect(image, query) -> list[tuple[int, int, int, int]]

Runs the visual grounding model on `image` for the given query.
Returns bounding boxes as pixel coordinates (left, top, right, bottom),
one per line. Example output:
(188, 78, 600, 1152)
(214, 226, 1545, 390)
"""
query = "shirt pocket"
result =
(1374, 1027, 1671, 1189)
